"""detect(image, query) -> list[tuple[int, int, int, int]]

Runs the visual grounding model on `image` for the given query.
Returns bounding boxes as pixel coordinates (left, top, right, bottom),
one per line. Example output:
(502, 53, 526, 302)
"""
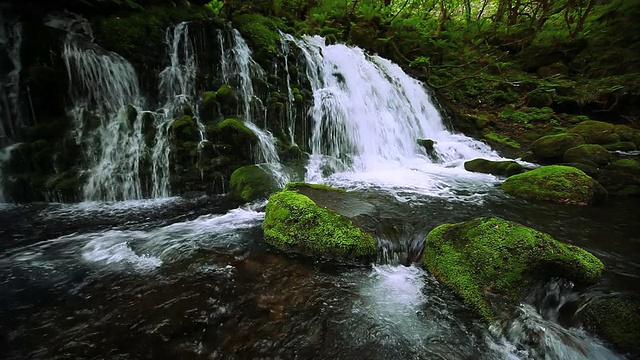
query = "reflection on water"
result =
(0, 188, 637, 359)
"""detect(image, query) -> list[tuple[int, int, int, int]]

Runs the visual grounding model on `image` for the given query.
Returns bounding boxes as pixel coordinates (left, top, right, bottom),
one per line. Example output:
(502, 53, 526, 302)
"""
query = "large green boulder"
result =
(263, 185, 377, 262)
(230, 165, 279, 202)
(583, 297, 640, 355)
(531, 133, 585, 159)
(423, 217, 603, 321)
(464, 158, 524, 177)
(606, 158, 640, 177)
(562, 144, 613, 167)
(502, 165, 607, 205)
(568, 120, 619, 144)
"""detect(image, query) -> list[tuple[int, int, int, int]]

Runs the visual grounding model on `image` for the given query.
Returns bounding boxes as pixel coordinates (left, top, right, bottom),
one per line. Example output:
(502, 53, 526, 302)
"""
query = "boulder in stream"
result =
(230, 165, 280, 202)
(531, 133, 585, 159)
(423, 217, 604, 321)
(502, 165, 607, 205)
(464, 158, 524, 177)
(263, 183, 377, 262)
(582, 296, 640, 356)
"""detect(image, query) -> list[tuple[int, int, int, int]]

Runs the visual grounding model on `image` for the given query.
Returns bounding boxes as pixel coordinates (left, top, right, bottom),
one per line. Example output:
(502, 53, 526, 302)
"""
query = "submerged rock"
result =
(417, 139, 438, 161)
(263, 183, 377, 262)
(464, 158, 524, 177)
(423, 217, 603, 321)
(502, 165, 607, 205)
(531, 133, 585, 159)
(582, 297, 640, 355)
(230, 165, 279, 202)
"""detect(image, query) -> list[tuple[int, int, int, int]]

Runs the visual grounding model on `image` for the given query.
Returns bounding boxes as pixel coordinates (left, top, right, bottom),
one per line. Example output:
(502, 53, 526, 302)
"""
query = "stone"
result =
(464, 158, 524, 177)
(562, 144, 612, 167)
(568, 120, 619, 144)
(531, 133, 585, 159)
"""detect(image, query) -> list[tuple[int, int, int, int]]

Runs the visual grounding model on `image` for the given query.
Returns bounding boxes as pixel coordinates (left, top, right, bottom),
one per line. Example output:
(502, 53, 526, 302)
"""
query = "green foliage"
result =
(263, 187, 377, 261)
(233, 13, 283, 60)
(409, 56, 430, 69)
(423, 217, 603, 321)
(205, 0, 224, 16)
(502, 165, 606, 205)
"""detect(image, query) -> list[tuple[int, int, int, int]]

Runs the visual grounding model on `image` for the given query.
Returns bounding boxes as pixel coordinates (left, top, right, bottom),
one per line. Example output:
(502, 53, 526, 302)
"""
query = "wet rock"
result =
(562, 144, 612, 167)
(423, 217, 603, 321)
(531, 133, 585, 159)
(230, 165, 280, 202)
(582, 297, 640, 355)
(417, 139, 438, 161)
(568, 120, 619, 145)
(263, 183, 377, 262)
(464, 158, 524, 177)
(606, 158, 640, 177)
(595, 170, 640, 196)
(502, 165, 607, 205)
(171, 115, 198, 142)
(613, 125, 636, 142)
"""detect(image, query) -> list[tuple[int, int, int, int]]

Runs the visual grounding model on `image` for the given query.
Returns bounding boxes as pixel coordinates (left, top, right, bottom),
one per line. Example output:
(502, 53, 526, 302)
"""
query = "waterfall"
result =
(219, 29, 288, 186)
(0, 14, 24, 144)
(153, 22, 206, 198)
(64, 37, 148, 202)
(277, 30, 297, 146)
(281, 35, 497, 184)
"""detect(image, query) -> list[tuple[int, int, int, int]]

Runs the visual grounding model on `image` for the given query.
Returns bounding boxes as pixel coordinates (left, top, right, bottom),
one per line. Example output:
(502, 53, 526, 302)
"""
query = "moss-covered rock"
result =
(423, 217, 603, 321)
(263, 186, 377, 262)
(232, 13, 282, 66)
(606, 158, 640, 177)
(171, 115, 198, 141)
(483, 132, 521, 149)
(464, 158, 524, 177)
(200, 91, 217, 122)
(613, 125, 636, 142)
(583, 297, 640, 355)
(594, 170, 640, 197)
(230, 165, 279, 202)
(502, 165, 607, 205)
(531, 133, 585, 159)
(602, 141, 637, 152)
(568, 120, 619, 145)
(562, 144, 613, 167)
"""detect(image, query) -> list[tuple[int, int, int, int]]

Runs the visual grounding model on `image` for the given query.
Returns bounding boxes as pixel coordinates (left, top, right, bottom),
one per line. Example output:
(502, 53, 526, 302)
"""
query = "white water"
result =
(219, 29, 289, 186)
(0, 14, 24, 141)
(64, 38, 148, 201)
(283, 35, 503, 200)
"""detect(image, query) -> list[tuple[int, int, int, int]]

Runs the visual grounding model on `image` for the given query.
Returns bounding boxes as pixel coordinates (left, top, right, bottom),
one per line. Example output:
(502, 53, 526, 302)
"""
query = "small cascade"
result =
(0, 14, 24, 144)
(277, 30, 297, 146)
(281, 34, 496, 182)
(219, 29, 288, 186)
(153, 22, 206, 198)
(64, 36, 148, 202)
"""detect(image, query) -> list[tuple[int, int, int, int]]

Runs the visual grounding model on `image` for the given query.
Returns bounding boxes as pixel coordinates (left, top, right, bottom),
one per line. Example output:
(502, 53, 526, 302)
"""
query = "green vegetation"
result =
(263, 186, 377, 262)
(423, 217, 603, 321)
(502, 165, 607, 205)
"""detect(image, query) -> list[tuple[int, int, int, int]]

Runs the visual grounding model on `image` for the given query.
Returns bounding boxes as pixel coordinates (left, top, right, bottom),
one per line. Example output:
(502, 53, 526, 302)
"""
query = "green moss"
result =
(216, 84, 234, 100)
(483, 132, 521, 149)
(171, 115, 198, 141)
(569, 120, 619, 144)
(423, 217, 604, 321)
(263, 189, 377, 261)
(584, 297, 640, 353)
(613, 125, 636, 142)
(464, 158, 524, 177)
(233, 13, 283, 61)
(602, 141, 637, 152)
(562, 144, 612, 167)
(230, 165, 279, 202)
(502, 165, 607, 205)
(607, 158, 640, 177)
(531, 133, 585, 159)
(202, 91, 217, 106)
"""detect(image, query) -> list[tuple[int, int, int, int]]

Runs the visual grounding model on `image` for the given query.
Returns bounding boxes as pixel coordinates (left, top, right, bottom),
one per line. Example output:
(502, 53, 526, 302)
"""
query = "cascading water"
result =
(282, 34, 500, 195)
(0, 14, 24, 144)
(219, 29, 288, 186)
(153, 22, 206, 198)
(63, 37, 148, 201)
(276, 30, 297, 146)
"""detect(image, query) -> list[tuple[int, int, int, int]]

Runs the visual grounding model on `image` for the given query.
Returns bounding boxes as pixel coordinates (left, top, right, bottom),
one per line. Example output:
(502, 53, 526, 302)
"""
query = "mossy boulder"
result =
(423, 217, 603, 321)
(263, 185, 377, 262)
(531, 133, 585, 159)
(199, 91, 217, 122)
(502, 165, 607, 205)
(562, 144, 613, 167)
(171, 115, 199, 141)
(230, 165, 279, 202)
(594, 170, 640, 196)
(606, 158, 640, 177)
(568, 120, 619, 145)
(464, 158, 524, 177)
(583, 297, 640, 355)
(483, 132, 521, 149)
(602, 142, 637, 152)
(613, 125, 636, 142)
